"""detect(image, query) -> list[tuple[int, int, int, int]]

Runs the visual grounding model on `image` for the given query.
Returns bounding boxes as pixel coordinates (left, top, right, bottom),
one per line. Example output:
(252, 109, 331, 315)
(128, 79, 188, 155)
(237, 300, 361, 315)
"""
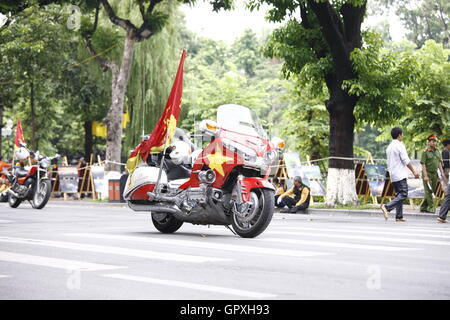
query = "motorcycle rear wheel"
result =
(31, 180, 51, 209)
(231, 188, 274, 238)
(151, 213, 184, 233)
(8, 194, 22, 208)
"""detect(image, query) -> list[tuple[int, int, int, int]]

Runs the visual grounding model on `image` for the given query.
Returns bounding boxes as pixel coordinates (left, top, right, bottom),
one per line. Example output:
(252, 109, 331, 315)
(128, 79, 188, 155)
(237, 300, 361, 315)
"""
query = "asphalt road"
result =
(0, 201, 449, 300)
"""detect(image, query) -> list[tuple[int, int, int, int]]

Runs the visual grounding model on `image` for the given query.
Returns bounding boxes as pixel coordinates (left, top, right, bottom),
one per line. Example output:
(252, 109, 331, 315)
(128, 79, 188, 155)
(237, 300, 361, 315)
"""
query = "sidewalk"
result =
(305, 207, 440, 221)
(47, 198, 443, 221)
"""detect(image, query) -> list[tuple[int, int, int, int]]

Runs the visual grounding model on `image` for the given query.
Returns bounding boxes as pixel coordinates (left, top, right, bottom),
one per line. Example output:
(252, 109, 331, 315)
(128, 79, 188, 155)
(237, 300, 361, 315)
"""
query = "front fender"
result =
(240, 177, 275, 202)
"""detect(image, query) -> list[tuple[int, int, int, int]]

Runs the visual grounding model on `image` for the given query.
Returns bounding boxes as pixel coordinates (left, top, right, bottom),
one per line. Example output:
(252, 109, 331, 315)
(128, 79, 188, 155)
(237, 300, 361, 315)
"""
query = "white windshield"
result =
(216, 104, 267, 138)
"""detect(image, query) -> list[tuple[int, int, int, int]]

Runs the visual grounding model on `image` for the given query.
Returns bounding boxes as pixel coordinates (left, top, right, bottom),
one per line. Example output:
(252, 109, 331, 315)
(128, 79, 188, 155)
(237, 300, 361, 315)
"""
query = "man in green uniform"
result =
(420, 135, 447, 213)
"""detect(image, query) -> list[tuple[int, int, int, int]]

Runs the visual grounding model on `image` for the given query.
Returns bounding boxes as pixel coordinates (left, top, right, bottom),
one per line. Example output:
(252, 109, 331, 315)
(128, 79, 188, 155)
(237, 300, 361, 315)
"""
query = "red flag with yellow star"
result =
(14, 119, 25, 149)
(126, 50, 186, 173)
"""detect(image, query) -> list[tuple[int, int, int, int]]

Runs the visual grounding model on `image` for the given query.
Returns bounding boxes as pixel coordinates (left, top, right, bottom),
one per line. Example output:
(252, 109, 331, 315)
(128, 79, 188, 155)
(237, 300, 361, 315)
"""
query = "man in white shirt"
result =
(381, 127, 419, 221)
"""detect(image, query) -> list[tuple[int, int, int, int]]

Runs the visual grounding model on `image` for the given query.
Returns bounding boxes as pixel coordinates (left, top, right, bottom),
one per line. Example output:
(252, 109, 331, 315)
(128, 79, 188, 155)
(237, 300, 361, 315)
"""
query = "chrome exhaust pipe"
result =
(7, 188, 19, 198)
(127, 201, 183, 215)
(127, 201, 198, 222)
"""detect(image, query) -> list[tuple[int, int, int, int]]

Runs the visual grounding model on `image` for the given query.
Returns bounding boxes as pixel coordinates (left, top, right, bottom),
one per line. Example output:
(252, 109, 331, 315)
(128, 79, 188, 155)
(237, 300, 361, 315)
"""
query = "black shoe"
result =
(280, 208, 290, 213)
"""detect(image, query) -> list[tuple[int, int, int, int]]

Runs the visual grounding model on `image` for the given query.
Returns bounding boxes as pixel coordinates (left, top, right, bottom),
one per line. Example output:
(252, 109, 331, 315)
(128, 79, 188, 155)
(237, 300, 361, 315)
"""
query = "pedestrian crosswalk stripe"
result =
(0, 251, 123, 271)
(398, 226, 450, 233)
(63, 233, 335, 258)
(0, 220, 14, 223)
(0, 275, 12, 278)
(266, 231, 450, 246)
(0, 237, 231, 263)
(278, 226, 450, 239)
(102, 273, 277, 299)
(259, 238, 421, 251)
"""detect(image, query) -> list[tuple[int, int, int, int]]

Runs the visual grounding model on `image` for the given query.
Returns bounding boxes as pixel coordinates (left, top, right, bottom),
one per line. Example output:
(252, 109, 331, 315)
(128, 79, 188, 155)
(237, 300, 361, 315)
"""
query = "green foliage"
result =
(396, 0, 449, 48)
(0, 4, 110, 158)
(181, 62, 269, 131)
(347, 30, 419, 126)
(263, 18, 330, 86)
(280, 79, 329, 163)
(124, 0, 182, 156)
(354, 125, 390, 159)
(230, 29, 262, 77)
(397, 40, 450, 148)
(0, 5, 73, 152)
(179, 33, 290, 143)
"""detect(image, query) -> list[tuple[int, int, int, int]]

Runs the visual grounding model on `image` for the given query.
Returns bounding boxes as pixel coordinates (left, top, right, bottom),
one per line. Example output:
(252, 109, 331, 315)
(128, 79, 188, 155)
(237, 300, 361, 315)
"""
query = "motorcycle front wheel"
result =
(231, 188, 274, 238)
(151, 213, 184, 233)
(8, 194, 22, 208)
(31, 180, 51, 209)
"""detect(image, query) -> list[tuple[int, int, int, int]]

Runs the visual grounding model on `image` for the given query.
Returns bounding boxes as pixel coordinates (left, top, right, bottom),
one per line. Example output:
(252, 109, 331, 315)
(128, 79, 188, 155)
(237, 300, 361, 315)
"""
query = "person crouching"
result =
(276, 176, 310, 214)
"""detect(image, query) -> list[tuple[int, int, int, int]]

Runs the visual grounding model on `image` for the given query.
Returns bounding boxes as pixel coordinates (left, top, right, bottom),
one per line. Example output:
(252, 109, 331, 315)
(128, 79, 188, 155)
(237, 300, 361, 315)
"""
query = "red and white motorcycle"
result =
(5, 145, 58, 209)
(124, 104, 285, 238)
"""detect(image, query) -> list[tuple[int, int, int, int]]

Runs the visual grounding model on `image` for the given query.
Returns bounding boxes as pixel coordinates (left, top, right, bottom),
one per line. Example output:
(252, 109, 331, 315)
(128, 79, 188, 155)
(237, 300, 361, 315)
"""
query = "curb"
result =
(302, 208, 439, 221)
(47, 200, 127, 208)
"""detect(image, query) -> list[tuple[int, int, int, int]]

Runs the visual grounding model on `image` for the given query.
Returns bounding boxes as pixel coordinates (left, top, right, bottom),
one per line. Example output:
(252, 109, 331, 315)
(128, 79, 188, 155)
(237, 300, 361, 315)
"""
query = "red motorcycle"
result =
(124, 104, 285, 238)
(6, 146, 58, 210)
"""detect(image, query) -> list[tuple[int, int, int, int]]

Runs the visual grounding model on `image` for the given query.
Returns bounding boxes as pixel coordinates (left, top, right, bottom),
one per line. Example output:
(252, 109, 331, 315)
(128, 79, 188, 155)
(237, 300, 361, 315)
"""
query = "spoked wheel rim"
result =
(34, 182, 47, 206)
(232, 190, 264, 231)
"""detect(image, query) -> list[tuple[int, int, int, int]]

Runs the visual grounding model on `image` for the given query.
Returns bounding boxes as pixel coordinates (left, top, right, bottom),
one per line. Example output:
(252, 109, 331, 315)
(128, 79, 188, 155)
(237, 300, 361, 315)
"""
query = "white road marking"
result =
(266, 231, 450, 246)
(103, 273, 277, 299)
(399, 225, 450, 233)
(64, 233, 334, 258)
(0, 220, 14, 223)
(0, 275, 12, 278)
(0, 251, 123, 271)
(0, 237, 231, 263)
(293, 224, 450, 234)
(278, 226, 450, 239)
(259, 238, 421, 251)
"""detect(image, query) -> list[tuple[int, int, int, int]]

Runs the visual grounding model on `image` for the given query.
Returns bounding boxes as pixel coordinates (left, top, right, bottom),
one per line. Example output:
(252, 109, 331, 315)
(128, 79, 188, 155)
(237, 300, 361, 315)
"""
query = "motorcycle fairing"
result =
(220, 129, 273, 157)
(179, 137, 245, 190)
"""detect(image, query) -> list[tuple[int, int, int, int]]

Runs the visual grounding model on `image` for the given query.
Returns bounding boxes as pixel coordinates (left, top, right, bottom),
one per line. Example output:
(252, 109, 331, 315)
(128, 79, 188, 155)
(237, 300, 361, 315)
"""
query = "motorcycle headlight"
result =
(40, 158, 50, 169)
(265, 150, 278, 162)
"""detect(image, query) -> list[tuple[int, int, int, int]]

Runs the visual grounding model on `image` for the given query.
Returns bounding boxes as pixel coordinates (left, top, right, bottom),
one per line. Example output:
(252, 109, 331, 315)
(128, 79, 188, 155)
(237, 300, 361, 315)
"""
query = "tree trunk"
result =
(104, 31, 136, 172)
(84, 120, 93, 160)
(305, 0, 366, 206)
(325, 81, 359, 206)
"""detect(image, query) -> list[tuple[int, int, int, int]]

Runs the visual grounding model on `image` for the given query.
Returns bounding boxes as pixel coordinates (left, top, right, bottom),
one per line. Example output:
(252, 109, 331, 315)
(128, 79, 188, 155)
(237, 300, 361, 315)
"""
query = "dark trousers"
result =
(277, 196, 309, 211)
(385, 178, 408, 219)
(438, 183, 450, 221)
(421, 173, 438, 212)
